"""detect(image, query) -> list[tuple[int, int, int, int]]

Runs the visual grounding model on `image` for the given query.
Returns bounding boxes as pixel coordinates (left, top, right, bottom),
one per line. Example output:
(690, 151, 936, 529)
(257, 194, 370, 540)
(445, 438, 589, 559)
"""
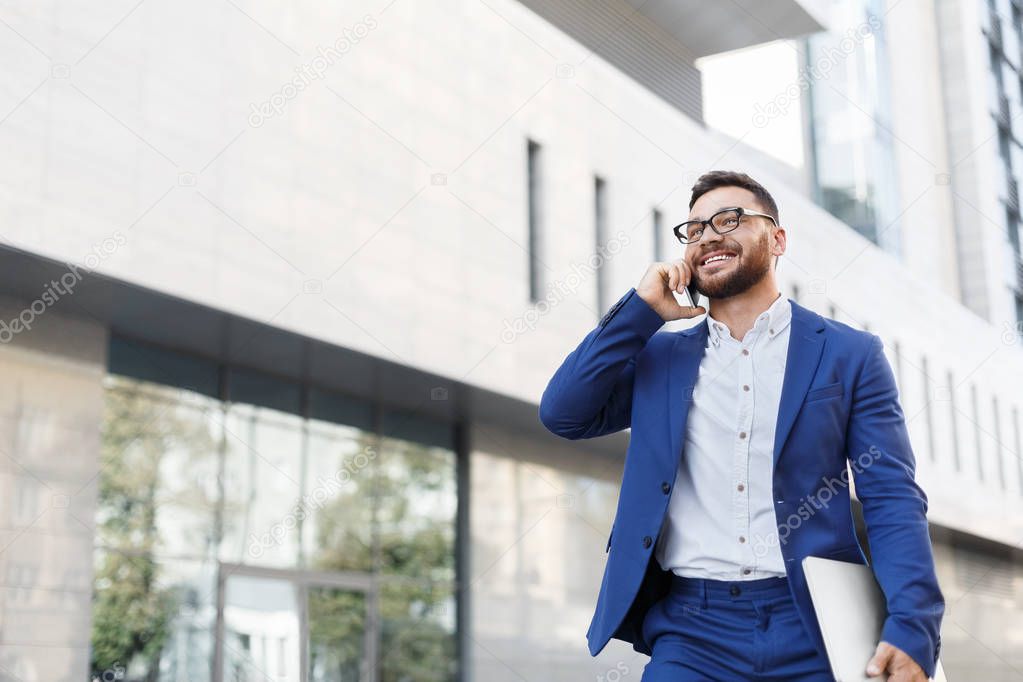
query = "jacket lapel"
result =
(772, 301, 827, 469)
(666, 320, 709, 476)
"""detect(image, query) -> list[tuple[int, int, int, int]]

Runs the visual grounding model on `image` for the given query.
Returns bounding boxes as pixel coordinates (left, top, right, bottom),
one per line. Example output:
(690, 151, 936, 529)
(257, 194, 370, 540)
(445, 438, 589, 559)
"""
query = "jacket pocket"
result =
(805, 381, 843, 403)
(825, 542, 863, 562)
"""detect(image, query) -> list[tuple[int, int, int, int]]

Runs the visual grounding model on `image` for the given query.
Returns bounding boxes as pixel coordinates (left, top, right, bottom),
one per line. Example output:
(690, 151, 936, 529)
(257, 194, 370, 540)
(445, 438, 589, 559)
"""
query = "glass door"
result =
(307, 586, 368, 682)
(219, 573, 302, 682)
(215, 564, 375, 682)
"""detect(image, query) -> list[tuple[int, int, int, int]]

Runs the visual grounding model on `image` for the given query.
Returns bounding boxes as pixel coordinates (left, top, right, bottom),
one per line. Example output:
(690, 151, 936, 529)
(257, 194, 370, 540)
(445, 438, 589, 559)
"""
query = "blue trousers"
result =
(640, 574, 834, 681)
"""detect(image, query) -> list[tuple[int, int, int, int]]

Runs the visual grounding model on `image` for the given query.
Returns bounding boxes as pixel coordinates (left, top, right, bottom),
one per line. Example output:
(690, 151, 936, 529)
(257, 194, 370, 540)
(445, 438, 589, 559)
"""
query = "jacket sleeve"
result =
(846, 334, 944, 678)
(538, 288, 665, 440)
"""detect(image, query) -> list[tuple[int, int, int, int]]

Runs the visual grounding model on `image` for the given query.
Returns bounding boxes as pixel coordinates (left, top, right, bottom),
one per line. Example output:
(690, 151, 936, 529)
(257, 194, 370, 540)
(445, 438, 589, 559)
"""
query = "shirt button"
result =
(661, 481, 671, 494)
(737, 483, 745, 492)
(739, 536, 746, 543)
(642, 535, 653, 549)
(742, 385, 750, 391)
(742, 349, 750, 356)
(739, 431, 747, 439)
(743, 568, 752, 575)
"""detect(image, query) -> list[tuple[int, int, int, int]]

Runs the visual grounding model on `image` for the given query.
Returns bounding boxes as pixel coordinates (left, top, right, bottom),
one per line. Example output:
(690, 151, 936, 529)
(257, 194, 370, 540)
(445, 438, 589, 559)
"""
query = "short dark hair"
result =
(688, 170, 779, 224)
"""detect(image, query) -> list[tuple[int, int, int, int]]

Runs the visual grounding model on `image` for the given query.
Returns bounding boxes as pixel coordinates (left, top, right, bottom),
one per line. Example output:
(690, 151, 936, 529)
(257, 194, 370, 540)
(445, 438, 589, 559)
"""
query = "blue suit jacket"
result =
(538, 288, 944, 678)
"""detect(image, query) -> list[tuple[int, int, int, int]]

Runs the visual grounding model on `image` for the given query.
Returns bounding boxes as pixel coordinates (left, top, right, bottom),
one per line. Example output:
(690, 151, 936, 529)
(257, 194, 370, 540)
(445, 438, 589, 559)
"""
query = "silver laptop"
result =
(802, 556, 947, 682)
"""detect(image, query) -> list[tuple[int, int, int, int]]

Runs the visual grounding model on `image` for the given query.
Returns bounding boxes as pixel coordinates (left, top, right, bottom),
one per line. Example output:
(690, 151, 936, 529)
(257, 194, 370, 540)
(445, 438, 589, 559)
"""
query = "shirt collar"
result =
(706, 293, 792, 346)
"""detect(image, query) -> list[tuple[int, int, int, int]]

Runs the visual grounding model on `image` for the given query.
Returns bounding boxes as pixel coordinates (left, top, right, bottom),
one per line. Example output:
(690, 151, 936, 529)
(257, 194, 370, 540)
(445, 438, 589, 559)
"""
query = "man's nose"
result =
(703, 225, 725, 245)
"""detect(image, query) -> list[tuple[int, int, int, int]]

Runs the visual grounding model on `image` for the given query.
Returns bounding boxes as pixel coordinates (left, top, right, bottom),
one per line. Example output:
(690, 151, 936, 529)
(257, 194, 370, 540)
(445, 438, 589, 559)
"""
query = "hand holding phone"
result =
(681, 280, 701, 309)
(636, 260, 706, 322)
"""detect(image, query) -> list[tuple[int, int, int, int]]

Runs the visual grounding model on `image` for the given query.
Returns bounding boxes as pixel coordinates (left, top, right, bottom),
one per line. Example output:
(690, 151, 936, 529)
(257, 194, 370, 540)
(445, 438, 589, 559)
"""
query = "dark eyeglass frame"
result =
(672, 206, 778, 245)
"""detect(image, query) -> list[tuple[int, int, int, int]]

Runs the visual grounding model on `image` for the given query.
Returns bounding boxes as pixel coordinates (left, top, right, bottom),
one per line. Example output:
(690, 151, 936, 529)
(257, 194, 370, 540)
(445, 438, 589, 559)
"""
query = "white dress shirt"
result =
(655, 292, 793, 580)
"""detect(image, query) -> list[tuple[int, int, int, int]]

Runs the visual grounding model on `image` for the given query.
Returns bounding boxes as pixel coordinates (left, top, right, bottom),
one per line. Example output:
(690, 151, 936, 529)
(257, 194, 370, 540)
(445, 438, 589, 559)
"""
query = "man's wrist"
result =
(625, 288, 668, 333)
(880, 618, 939, 679)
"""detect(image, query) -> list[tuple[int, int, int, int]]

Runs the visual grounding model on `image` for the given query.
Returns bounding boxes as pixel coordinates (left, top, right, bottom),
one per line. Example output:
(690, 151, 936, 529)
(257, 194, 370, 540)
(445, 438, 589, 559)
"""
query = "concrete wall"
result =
(0, 297, 106, 681)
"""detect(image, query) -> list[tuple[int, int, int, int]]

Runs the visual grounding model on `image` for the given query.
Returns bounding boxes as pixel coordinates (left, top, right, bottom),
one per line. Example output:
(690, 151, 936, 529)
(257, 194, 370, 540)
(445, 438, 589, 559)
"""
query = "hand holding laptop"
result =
(802, 556, 947, 682)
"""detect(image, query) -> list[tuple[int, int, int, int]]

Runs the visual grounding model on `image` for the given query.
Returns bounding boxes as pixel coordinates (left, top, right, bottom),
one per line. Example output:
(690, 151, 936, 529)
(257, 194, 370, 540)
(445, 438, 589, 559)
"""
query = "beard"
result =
(691, 230, 773, 300)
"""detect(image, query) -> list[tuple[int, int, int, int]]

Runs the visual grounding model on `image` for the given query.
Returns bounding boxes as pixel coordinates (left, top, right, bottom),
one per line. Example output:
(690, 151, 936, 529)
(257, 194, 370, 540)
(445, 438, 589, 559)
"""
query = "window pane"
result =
(303, 419, 376, 572)
(377, 435, 456, 581)
(220, 404, 303, 567)
(90, 551, 216, 682)
(221, 574, 301, 681)
(98, 377, 222, 559)
(308, 586, 368, 681)
(380, 581, 457, 682)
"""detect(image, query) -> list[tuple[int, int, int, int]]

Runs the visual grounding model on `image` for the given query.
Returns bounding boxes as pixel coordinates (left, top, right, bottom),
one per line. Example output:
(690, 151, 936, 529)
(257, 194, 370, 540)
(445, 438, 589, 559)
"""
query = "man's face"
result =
(684, 186, 781, 300)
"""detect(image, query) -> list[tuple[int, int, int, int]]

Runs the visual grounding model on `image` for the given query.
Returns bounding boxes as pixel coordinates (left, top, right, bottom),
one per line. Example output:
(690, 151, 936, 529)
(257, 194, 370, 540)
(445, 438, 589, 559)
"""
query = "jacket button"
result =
(642, 535, 652, 549)
(661, 481, 670, 494)
(729, 586, 741, 596)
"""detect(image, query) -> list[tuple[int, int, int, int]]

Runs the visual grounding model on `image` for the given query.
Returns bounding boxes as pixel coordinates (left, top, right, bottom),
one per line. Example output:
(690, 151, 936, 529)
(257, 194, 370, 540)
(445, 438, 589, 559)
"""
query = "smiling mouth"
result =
(699, 251, 738, 269)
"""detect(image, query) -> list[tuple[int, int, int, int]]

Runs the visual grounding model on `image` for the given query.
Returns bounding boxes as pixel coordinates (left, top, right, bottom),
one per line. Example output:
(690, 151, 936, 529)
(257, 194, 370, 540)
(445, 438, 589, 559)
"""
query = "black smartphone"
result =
(683, 280, 701, 309)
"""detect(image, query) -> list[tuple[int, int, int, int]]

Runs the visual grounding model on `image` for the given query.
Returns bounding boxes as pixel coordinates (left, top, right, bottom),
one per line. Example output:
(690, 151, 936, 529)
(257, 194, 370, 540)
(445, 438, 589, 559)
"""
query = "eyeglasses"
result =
(672, 206, 777, 245)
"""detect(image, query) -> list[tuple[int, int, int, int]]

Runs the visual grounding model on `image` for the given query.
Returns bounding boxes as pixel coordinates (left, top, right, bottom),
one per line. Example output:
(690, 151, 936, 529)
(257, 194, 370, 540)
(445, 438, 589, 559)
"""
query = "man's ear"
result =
(771, 225, 787, 259)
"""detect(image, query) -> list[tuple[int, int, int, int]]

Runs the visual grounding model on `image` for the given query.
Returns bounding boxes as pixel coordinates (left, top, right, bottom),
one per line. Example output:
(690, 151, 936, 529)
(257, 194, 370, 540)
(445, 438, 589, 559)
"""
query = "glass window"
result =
(377, 432, 457, 581)
(308, 585, 368, 681)
(379, 581, 457, 682)
(96, 339, 459, 681)
(221, 574, 302, 681)
(107, 337, 220, 399)
(90, 551, 217, 682)
(97, 377, 222, 559)
(805, 0, 902, 254)
(220, 402, 304, 567)
(303, 418, 376, 572)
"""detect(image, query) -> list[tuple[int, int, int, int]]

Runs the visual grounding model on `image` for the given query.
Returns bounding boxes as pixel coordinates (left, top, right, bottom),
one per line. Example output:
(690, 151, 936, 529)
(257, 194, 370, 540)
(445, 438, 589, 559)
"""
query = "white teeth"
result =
(703, 254, 735, 265)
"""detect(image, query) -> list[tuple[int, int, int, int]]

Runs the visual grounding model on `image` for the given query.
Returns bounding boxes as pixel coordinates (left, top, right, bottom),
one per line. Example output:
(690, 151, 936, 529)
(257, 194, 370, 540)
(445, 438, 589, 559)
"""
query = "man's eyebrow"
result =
(687, 206, 740, 221)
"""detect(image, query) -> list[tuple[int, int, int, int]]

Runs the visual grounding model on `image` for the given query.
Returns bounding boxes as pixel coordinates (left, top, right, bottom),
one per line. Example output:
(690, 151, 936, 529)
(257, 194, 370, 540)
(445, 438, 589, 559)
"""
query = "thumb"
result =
(678, 305, 706, 320)
(866, 641, 893, 677)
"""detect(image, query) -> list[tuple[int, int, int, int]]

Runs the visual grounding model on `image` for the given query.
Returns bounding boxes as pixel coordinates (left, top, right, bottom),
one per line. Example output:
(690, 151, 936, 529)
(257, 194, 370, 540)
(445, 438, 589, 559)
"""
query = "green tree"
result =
(91, 381, 217, 681)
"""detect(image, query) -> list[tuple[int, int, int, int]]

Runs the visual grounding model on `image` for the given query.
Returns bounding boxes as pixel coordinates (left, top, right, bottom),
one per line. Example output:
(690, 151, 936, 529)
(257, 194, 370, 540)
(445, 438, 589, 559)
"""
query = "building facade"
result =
(0, 0, 1020, 681)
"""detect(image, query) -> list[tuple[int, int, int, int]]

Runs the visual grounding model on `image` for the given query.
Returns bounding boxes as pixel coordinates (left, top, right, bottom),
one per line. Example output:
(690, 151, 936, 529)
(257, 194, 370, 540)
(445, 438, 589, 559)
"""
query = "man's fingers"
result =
(675, 305, 706, 320)
(674, 262, 689, 294)
(866, 641, 893, 676)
